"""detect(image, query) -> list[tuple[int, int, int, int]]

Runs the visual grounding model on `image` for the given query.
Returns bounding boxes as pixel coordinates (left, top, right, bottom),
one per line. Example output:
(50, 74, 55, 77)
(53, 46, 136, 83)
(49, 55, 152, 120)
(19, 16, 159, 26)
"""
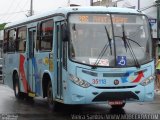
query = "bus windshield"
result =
(69, 13, 152, 67)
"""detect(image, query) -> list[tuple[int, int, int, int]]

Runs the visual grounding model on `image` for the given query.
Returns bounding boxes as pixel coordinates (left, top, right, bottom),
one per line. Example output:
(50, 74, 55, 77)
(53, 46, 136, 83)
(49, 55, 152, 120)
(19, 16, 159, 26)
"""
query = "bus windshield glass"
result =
(68, 13, 152, 67)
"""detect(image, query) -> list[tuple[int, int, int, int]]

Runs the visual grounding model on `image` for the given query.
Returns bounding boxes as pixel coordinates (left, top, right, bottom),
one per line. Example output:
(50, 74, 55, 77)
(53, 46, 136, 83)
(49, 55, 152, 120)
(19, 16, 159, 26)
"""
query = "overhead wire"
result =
(0, 11, 29, 16)
(0, 0, 29, 23)
(0, 0, 15, 23)
(3, 0, 27, 22)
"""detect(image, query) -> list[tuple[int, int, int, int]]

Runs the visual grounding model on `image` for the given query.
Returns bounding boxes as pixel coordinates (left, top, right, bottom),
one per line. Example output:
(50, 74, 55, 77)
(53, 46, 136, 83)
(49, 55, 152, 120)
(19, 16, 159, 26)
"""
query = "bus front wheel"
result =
(47, 81, 59, 111)
(13, 73, 23, 99)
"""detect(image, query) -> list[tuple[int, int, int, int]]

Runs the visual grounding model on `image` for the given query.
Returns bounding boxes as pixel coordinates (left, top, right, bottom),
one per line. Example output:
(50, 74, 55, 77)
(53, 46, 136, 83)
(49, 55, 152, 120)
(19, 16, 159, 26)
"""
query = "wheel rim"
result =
(48, 84, 53, 105)
(15, 82, 19, 96)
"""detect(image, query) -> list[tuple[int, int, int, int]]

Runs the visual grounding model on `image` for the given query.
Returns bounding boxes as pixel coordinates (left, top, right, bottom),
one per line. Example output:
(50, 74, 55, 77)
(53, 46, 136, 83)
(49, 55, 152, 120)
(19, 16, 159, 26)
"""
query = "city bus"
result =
(3, 6, 155, 110)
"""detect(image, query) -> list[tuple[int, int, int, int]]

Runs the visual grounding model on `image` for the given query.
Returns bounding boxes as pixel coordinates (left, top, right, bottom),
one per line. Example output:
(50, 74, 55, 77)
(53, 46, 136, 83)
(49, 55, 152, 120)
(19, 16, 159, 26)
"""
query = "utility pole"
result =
(90, 0, 93, 6)
(138, 0, 140, 10)
(155, 0, 160, 60)
(156, 0, 160, 39)
(29, 0, 33, 16)
(68, 0, 70, 6)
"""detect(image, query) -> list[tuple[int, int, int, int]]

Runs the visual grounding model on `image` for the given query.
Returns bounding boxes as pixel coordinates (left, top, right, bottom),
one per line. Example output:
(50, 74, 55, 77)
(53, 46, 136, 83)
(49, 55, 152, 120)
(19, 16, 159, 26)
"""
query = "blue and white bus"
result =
(3, 6, 154, 110)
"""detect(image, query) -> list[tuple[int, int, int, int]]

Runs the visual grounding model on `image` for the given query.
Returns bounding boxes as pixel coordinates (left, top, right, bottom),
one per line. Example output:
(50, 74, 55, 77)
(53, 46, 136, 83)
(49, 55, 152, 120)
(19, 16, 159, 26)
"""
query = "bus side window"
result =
(17, 26, 27, 52)
(39, 20, 53, 51)
(8, 29, 16, 52)
(3, 30, 8, 53)
(36, 23, 40, 51)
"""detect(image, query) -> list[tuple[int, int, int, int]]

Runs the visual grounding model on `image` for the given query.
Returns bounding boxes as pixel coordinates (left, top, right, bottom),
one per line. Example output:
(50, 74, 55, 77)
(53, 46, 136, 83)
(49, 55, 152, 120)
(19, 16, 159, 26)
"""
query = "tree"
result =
(0, 23, 7, 30)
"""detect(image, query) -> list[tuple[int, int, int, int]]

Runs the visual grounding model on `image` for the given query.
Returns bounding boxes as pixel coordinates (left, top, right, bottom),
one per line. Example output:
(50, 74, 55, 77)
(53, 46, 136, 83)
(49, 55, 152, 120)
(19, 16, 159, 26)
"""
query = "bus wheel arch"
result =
(42, 73, 51, 98)
(42, 73, 60, 111)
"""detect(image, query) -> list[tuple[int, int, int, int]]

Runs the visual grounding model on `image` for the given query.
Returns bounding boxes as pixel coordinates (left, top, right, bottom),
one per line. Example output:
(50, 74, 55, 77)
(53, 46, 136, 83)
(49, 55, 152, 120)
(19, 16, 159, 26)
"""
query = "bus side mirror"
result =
(62, 24, 69, 42)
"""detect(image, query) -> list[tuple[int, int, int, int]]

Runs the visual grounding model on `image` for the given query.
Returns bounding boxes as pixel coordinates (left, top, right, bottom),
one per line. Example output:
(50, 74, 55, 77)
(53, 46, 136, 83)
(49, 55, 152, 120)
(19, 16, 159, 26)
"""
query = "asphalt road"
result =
(0, 84, 160, 120)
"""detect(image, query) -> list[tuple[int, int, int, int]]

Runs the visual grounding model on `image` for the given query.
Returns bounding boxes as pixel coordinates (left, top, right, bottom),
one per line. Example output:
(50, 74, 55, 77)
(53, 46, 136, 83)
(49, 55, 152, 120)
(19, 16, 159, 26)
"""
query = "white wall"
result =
(0, 30, 3, 40)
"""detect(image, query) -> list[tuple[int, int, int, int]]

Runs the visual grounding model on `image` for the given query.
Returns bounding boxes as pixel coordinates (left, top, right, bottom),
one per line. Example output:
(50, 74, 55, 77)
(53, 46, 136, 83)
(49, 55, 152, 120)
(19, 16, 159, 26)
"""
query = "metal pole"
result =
(68, 0, 70, 6)
(138, 0, 140, 10)
(157, 0, 160, 38)
(156, 0, 160, 60)
(90, 0, 93, 6)
(30, 0, 33, 16)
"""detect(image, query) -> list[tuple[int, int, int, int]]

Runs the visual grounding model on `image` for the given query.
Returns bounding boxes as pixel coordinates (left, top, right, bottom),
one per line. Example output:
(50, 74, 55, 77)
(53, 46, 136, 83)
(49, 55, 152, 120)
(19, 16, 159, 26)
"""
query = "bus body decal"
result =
(121, 71, 144, 83)
(132, 71, 144, 83)
(32, 58, 40, 94)
(121, 71, 133, 83)
(19, 54, 30, 93)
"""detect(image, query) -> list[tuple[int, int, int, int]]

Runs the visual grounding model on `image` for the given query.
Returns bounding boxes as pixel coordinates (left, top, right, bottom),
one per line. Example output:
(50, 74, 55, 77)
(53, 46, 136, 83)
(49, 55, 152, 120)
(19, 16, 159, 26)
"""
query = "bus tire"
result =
(111, 103, 126, 109)
(47, 81, 59, 111)
(13, 73, 24, 99)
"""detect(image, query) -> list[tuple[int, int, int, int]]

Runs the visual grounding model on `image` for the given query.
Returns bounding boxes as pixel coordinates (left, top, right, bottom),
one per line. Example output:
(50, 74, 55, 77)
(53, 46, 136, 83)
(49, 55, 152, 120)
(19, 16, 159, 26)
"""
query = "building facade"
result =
(93, 0, 115, 7)
(0, 30, 3, 58)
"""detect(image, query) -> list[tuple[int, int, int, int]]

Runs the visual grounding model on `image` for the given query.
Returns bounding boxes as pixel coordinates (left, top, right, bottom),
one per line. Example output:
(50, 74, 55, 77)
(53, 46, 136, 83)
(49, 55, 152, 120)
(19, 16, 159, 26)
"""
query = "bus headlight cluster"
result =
(69, 74, 91, 88)
(140, 75, 155, 86)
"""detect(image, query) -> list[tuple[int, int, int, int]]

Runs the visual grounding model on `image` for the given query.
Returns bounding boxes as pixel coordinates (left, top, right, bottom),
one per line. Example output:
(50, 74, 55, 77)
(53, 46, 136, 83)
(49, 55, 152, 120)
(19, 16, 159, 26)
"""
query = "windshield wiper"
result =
(105, 26, 112, 55)
(122, 24, 128, 52)
(93, 26, 112, 68)
(121, 24, 140, 68)
(115, 36, 142, 48)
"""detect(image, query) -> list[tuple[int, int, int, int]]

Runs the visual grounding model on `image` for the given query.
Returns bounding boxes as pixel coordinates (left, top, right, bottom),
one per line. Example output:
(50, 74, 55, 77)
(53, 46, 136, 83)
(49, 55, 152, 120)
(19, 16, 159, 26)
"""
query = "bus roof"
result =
(5, 6, 141, 28)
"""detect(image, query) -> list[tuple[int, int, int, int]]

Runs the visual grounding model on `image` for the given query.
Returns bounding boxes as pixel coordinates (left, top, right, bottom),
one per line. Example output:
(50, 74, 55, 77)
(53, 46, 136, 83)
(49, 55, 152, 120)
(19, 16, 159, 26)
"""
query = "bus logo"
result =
(114, 80, 119, 85)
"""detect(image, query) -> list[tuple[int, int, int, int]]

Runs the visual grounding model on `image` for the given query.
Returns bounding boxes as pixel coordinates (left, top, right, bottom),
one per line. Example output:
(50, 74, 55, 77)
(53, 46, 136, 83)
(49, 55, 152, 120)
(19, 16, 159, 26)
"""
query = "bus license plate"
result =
(108, 100, 123, 105)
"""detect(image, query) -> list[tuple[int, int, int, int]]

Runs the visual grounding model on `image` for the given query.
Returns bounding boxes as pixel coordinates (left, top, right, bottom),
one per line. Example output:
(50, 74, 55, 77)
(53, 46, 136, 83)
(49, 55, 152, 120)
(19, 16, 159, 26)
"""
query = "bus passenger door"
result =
(56, 21, 65, 99)
(28, 28, 36, 94)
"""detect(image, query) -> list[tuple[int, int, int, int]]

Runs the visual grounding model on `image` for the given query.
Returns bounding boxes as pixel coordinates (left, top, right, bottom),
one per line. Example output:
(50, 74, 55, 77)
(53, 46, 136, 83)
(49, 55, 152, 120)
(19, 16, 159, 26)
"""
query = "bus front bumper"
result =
(64, 81, 154, 104)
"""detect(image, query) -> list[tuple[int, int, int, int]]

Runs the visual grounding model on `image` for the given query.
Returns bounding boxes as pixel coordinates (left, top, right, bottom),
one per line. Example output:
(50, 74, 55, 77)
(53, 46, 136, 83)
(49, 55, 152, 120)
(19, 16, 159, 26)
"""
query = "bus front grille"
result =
(94, 85, 137, 89)
(92, 91, 139, 102)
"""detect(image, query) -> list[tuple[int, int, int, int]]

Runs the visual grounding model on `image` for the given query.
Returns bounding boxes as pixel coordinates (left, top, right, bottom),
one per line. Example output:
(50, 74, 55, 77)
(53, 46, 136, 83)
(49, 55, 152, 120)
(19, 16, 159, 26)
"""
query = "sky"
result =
(0, 0, 91, 23)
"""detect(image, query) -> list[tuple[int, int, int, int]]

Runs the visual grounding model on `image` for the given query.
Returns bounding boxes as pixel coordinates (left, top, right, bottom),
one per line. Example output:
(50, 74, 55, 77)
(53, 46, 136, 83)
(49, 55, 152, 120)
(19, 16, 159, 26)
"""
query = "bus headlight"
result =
(69, 74, 91, 88)
(140, 75, 155, 86)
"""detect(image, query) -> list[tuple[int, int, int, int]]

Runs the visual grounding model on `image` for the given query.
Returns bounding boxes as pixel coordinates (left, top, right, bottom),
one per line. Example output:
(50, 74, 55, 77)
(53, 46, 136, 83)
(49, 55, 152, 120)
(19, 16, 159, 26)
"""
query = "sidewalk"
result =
(0, 80, 3, 84)
(154, 89, 160, 95)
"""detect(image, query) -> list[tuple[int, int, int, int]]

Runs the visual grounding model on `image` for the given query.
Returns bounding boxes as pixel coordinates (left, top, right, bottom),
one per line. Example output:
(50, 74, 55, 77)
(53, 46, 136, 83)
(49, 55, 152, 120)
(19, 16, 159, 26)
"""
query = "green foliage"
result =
(0, 23, 7, 30)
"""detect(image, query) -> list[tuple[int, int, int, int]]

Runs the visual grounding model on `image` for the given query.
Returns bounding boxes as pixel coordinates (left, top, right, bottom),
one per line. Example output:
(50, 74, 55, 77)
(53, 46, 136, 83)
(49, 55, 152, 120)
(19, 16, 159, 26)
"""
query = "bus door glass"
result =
(28, 28, 36, 93)
(56, 21, 65, 99)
